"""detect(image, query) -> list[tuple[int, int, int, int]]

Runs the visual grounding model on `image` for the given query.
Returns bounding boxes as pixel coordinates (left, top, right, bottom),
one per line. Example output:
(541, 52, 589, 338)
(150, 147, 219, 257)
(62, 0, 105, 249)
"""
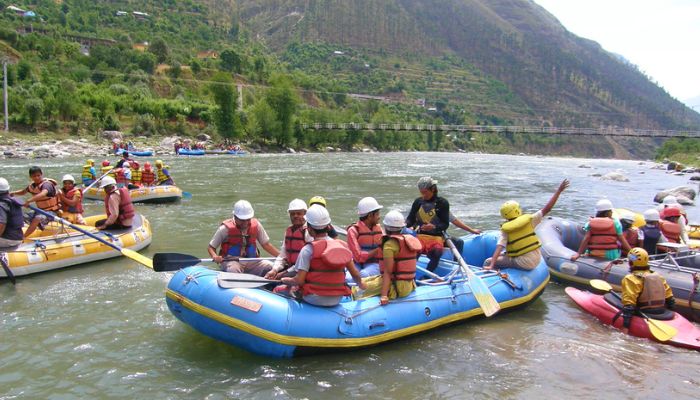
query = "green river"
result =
(1, 152, 698, 399)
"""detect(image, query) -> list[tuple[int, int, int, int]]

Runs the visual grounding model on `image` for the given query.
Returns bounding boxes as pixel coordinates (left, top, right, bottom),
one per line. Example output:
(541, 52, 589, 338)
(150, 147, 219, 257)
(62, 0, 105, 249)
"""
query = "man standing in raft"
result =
(95, 176, 134, 230)
(485, 179, 569, 270)
(281, 204, 366, 307)
(572, 198, 631, 261)
(620, 247, 675, 334)
(208, 200, 279, 276)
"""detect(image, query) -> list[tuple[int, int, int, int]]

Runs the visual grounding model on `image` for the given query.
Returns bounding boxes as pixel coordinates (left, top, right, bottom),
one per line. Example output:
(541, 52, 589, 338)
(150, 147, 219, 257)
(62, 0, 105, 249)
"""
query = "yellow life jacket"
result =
(501, 214, 541, 257)
(131, 168, 142, 184)
(156, 166, 170, 184)
(81, 165, 95, 180)
(101, 165, 115, 178)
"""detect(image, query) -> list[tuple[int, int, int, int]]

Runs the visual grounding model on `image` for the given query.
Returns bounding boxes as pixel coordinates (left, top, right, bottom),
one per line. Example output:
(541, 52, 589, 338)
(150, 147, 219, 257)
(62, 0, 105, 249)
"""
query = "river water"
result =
(1, 152, 698, 399)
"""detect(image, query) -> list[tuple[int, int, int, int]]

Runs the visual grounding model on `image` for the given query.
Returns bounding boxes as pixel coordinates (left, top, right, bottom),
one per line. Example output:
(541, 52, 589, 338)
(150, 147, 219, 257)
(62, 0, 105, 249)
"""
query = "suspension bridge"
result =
(301, 123, 700, 138)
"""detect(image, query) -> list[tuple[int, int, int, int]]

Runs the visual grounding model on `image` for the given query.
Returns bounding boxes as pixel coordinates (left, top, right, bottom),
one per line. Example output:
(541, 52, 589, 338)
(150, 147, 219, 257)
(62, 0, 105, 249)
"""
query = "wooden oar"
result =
(0, 253, 16, 285)
(28, 205, 153, 269)
(82, 167, 114, 194)
(152, 252, 275, 272)
(444, 234, 500, 317)
(589, 279, 677, 342)
(217, 272, 281, 289)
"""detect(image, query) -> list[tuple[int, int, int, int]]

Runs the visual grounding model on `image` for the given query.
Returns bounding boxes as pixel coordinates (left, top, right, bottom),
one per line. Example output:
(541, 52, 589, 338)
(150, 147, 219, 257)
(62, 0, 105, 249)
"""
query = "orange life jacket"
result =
(105, 187, 135, 224)
(114, 168, 128, 186)
(622, 227, 639, 255)
(219, 218, 259, 257)
(141, 169, 156, 186)
(284, 225, 306, 265)
(587, 217, 619, 250)
(302, 239, 352, 297)
(27, 178, 60, 212)
(659, 220, 681, 243)
(61, 187, 84, 214)
(349, 221, 384, 266)
(380, 234, 422, 281)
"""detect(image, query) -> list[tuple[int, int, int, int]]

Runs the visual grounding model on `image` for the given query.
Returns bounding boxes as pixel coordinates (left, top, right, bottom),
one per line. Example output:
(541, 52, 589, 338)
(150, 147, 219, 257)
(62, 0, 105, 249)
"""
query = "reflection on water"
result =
(1, 153, 698, 399)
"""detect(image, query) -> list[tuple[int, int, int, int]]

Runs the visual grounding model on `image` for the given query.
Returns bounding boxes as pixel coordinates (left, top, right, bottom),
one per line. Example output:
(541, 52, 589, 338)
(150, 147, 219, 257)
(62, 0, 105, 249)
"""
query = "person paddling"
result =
(619, 247, 675, 334)
(486, 179, 569, 270)
(280, 205, 366, 307)
(0, 178, 24, 249)
(11, 166, 61, 238)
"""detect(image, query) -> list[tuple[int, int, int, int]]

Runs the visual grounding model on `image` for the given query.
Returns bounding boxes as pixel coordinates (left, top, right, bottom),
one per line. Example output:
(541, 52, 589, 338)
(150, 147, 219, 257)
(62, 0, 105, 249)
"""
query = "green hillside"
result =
(0, 0, 698, 158)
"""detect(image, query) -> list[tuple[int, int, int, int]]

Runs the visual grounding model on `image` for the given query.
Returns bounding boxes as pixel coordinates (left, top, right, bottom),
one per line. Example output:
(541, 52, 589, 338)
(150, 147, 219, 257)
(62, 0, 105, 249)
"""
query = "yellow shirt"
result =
(621, 270, 673, 307)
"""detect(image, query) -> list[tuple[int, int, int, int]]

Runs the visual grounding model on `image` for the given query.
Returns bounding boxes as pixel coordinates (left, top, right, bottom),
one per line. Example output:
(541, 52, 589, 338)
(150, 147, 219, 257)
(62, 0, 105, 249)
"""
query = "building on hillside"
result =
(6, 5, 26, 16)
(196, 50, 219, 60)
(132, 42, 149, 52)
(133, 11, 149, 20)
(116, 11, 128, 17)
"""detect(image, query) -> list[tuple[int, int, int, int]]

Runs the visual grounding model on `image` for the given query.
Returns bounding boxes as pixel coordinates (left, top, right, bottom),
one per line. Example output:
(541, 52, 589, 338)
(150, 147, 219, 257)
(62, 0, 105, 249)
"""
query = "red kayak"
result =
(565, 287, 700, 351)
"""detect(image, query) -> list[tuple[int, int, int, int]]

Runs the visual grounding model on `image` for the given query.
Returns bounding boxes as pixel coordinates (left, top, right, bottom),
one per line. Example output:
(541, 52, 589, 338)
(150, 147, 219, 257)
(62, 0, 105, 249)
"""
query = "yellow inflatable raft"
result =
(83, 185, 182, 204)
(0, 214, 152, 277)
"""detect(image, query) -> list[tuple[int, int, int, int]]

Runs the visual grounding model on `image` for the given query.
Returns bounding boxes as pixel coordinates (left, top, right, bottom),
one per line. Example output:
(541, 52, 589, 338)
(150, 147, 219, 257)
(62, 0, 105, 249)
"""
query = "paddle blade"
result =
(645, 317, 678, 342)
(153, 252, 202, 272)
(464, 267, 501, 317)
(121, 248, 153, 269)
(590, 279, 613, 292)
(182, 191, 193, 199)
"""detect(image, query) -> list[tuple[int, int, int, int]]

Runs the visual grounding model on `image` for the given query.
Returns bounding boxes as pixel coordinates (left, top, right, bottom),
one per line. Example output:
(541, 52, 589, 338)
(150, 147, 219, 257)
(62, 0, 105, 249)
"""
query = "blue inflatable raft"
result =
(165, 232, 550, 358)
(177, 148, 205, 156)
(115, 148, 153, 157)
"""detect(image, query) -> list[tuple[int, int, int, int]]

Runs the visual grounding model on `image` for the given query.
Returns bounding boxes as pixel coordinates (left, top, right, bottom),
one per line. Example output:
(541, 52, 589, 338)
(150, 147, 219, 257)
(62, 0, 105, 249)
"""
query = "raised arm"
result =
(541, 179, 570, 216)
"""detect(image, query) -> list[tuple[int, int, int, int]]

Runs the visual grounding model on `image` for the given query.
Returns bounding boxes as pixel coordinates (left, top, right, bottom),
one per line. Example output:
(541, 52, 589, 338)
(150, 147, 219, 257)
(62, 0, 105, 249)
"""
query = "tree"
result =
(24, 98, 44, 128)
(247, 99, 279, 142)
(265, 75, 298, 146)
(209, 73, 238, 138)
(219, 49, 242, 73)
(148, 38, 169, 64)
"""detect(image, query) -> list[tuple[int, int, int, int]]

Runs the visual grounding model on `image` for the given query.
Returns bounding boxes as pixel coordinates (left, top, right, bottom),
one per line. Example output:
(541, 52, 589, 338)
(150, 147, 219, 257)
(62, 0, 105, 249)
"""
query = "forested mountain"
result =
(0, 0, 698, 159)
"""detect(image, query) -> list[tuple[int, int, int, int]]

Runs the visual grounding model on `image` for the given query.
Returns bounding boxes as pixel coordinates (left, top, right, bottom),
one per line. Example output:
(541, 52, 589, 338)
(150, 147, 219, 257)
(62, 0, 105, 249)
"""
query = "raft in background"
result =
(0, 214, 152, 277)
(115, 148, 153, 157)
(536, 216, 700, 321)
(203, 149, 247, 155)
(164, 232, 550, 358)
(83, 185, 182, 204)
(177, 148, 205, 156)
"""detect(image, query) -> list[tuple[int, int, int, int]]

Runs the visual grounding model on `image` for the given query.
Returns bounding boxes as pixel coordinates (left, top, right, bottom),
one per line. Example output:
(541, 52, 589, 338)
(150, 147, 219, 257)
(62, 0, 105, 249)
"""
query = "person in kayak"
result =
(11, 166, 61, 238)
(346, 197, 384, 279)
(571, 199, 630, 261)
(208, 200, 279, 276)
(281, 204, 366, 307)
(308, 195, 338, 238)
(266, 199, 312, 280)
(0, 178, 24, 249)
(405, 176, 457, 272)
(620, 247, 675, 334)
(485, 179, 569, 270)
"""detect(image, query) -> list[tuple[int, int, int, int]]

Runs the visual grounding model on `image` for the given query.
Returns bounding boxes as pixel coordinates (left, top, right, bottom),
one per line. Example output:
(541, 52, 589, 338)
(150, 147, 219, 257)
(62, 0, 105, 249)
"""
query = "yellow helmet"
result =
(155, 160, 163, 167)
(87, 159, 95, 165)
(628, 247, 649, 268)
(500, 200, 521, 220)
(309, 195, 327, 207)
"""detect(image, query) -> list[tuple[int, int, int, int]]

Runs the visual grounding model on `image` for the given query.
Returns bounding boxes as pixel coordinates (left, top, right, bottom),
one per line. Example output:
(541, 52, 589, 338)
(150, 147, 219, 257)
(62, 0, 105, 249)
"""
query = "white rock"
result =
(601, 172, 629, 182)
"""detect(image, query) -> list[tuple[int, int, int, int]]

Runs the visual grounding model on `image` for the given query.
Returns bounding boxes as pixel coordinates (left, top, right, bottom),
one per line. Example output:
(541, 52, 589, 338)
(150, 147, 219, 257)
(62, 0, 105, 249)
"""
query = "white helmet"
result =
(122, 161, 130, 169)
(643, 209, 660, 222)
(62, 174, 75, 183)
(357, 196, 383, 216)
(383, 210, 406, 229)
(100, 176, 117, 188)
(595, 199, 613, 212)
(233, 200, 255, 220)
(305, 204, 331, 228)
(287, 198, 308, 212)
(417, 176, 438, 190)
(0, 177, 10, 192)
(662, 195, 679, 205)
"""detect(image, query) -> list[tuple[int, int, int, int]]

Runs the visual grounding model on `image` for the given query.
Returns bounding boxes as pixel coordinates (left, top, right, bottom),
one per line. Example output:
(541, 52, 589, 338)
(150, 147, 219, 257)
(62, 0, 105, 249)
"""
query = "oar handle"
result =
(82, 167, 114, 194)
(28, 206, 120, 252)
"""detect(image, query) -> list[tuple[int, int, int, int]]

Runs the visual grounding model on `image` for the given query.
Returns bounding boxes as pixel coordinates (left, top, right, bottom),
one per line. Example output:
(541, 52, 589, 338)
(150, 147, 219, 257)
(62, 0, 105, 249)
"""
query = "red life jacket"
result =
(622, 227, 639, 255)
(380, 234, 422, 281)
(61, 187, 84, 214)
(105, 187, 135, 224)
(219, 218, 259, 257)
(141, 169, 156, 186)
(302, 239, 352, 297)
(659, 220, 681, 243)
(114, 168, 128, 186)
(284, 225, 306, 265)
(587, 217, 619, 250)
(349, 221, 384, 266)
(27, 178, 60, 211)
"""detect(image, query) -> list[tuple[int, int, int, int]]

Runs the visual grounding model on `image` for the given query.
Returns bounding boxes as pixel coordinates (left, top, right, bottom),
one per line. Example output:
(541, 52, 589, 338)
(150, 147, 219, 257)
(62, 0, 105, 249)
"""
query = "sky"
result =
(534, 0, 700, 109)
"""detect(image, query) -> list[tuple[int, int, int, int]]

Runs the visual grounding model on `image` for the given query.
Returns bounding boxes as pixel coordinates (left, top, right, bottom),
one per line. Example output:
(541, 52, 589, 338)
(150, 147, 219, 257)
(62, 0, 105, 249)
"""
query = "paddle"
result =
(444, 233, 500, 316)
(82, 167, 114, 194)
(0, 252, 16, 285)
(589, 279, 677, 341)
(217, 272, 281, 289)
(182, 191, 192, 199)
(152, 252, 276, 272)
(27, 205, 153, 269)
